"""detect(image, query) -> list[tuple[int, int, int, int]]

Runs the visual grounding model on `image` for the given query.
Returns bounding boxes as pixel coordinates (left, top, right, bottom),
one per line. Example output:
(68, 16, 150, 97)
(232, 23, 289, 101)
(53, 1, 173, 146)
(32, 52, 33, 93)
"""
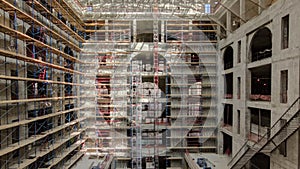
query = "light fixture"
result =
(232, 20, 236, 26)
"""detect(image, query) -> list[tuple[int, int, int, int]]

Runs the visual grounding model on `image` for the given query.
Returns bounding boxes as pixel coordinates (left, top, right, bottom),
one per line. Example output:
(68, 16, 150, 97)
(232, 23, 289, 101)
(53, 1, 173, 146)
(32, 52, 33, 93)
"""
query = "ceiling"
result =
(64, 0, 220, 20)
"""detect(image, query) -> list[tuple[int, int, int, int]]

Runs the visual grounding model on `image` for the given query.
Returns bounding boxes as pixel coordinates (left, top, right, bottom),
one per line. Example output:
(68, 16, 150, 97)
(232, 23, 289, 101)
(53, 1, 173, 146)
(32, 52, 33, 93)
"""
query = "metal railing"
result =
(251, 50, 272, 62)
(185, 152, 200, 169)
(228, 97, 300, 168)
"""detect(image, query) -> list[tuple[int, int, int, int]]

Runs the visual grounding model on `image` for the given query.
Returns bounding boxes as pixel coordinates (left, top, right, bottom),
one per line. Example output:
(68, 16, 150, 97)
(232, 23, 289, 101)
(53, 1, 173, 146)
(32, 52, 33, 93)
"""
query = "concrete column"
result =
(217, 25, 221, 41)
(258, 0, 264, 14)
(133, 19, 137, 43)
(298, 130, 300, 169)
(226, 11, 232, 35)
(258, 0, 262, 13)
(240, 0, 246, 22)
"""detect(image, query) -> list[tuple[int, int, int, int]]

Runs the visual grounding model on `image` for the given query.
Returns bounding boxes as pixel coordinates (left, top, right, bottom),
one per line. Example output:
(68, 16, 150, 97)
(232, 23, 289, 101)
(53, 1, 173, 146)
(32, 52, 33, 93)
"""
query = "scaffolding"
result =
(79, 19, 132, 169)
(0, 0, 85, 168)
(162, 19, 218, 168)
(79, 16, 218, 168)
(0, 1, 219, 168)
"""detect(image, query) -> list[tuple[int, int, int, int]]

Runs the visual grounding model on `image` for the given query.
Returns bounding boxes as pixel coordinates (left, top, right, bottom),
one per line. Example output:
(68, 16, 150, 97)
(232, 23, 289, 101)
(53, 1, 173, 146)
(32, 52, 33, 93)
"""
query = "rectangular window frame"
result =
(237, 110, 240, 134)
(281, 15, 289, 49)
(237, 77, 241, 99)
(280, 70, 288, 103)
(237, 40, 241, 63)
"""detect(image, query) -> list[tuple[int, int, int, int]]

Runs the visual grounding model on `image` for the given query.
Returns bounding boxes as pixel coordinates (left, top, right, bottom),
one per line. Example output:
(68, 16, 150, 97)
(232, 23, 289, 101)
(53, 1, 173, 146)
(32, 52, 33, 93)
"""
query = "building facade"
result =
(216, 0, 300, 168)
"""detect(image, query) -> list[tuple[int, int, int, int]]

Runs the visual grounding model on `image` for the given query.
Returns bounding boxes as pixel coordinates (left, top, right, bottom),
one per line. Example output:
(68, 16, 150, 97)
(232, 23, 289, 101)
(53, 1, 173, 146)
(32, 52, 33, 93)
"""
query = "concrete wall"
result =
(217, 0, 300, 168)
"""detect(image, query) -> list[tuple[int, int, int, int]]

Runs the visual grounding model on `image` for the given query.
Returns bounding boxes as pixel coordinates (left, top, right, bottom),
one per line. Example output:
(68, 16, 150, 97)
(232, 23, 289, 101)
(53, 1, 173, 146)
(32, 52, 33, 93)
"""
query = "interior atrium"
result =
(0, 0, 299, 169)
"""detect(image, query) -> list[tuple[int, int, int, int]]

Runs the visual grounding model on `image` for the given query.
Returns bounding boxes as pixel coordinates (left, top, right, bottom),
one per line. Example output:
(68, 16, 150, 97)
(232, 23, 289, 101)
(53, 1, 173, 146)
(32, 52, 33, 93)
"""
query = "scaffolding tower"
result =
(80, 17, 218, 168)
(0, 0, 219, 168)
(0, 0, 86, 168)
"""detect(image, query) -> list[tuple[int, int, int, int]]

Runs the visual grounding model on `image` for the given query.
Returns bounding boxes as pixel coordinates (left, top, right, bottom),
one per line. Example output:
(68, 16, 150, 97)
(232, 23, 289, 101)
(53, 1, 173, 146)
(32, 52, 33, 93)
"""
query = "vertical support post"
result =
(105, 20, 109, 41)
(12, 3, 21, 159)
(258, 109, 261, 140)
(226, 11, 232, 35)
(11, 4, 21, 167)
(189, 20, 193, 41)
(240, 0, 246, 22)
(217, 25, 221, 41)
(153, 0, 159, 168)
(161, 20, 165, 43)
(133, 19, 137, 43)
(258, 0, 263, 14)
(298, 130, 300, 169)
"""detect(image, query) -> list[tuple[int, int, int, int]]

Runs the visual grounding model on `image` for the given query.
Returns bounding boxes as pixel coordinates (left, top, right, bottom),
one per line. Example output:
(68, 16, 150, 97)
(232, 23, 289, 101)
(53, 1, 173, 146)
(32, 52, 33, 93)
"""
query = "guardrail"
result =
(228, 97, 300, 168)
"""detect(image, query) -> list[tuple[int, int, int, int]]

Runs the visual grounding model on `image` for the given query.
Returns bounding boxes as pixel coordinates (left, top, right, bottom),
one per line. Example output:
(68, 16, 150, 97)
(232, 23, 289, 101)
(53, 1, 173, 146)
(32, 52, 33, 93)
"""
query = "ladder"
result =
(153, 1, 160, 168)
(130, 60, 142, 169)
(228, 97, 300, 169)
